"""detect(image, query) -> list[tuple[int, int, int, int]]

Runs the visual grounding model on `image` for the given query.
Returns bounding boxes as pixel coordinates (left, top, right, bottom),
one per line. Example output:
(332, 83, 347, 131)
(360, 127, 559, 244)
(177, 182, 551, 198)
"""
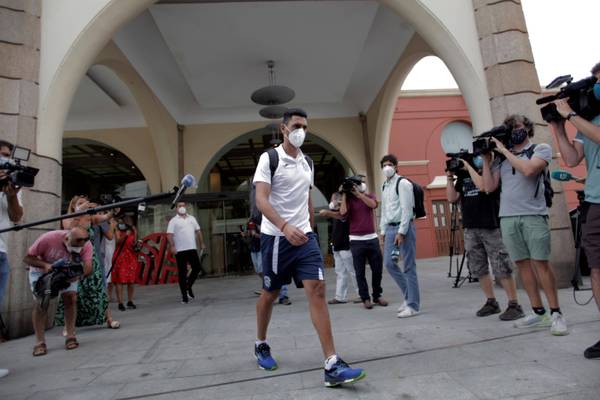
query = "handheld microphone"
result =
(550, 170, 580, 182)
(170, 174, 196, 209)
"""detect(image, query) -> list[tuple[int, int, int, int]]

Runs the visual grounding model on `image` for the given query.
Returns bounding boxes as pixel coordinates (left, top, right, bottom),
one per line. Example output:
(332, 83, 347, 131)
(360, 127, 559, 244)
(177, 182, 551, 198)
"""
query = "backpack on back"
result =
(384, 176, 427, 219)
(522, 144, 554, 208)
(249, 148, 314, 222)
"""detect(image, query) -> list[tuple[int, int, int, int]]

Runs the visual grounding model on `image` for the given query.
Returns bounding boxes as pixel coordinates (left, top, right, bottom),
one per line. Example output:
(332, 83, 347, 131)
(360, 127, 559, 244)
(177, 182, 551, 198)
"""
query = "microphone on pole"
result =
(550, 170, 584, 183)
(171, 174, 196, 209)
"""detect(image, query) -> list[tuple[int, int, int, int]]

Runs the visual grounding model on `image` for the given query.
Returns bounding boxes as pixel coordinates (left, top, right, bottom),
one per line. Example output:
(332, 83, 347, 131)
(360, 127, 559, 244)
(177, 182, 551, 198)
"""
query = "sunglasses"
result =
(73, 236, 90, 243)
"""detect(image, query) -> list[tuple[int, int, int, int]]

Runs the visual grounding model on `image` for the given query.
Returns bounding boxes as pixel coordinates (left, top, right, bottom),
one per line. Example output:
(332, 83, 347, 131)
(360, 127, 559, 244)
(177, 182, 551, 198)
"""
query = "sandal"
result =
(33, 342, 47, 357)
(107, 319, 120, 329)
(65, 337, 79, 350)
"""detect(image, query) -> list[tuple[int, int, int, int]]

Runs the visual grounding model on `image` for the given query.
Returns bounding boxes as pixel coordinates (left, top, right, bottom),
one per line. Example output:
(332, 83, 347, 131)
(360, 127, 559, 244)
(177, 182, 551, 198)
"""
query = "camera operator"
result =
(481, 114, 568, 336)
(380, 154, 420, 318)
(23, 227, 93, 356)
(339, 175, 388, 309)
(0, 140, 24, 378)
(549, 61, 600, 358)
(446, 154, 523, 320)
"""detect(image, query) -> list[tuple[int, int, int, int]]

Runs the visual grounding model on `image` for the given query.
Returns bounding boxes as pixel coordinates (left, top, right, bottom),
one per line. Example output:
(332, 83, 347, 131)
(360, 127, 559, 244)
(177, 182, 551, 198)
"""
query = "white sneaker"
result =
(513, 312, 551, 328)
(397, 306, 419, 318)
(397, 301, 407, 313)
(550, 312, 568, 336)
(0, 368, 9, 378)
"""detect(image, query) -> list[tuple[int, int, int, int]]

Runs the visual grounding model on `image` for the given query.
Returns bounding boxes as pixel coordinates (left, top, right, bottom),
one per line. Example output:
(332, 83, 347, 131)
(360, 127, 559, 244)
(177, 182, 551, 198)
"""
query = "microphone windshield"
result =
(181, 174, 196, 188)
(550, 170, 573, 181)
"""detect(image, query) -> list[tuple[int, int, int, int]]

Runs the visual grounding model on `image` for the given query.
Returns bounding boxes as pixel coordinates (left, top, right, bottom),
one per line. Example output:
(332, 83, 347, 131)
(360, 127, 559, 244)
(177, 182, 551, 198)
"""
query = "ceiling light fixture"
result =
(251, 60, 294, 120)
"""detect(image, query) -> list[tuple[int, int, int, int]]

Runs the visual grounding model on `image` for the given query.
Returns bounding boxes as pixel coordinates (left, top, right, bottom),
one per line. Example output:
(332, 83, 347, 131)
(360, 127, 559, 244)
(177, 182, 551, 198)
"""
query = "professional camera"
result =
(445, 151, 474, 174)
(536, 75, 600, 123)
(341, 176, 363, 193)
(0, 146, 39, 189)
(472, 124, 511, 155)
(33, 254, 85, 311)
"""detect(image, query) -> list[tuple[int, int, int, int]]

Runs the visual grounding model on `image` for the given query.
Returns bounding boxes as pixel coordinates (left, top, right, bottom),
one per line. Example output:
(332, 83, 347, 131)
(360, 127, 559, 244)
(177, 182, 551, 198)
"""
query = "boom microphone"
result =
(551, 170, 580, 182)
(170, 174, 196, 209)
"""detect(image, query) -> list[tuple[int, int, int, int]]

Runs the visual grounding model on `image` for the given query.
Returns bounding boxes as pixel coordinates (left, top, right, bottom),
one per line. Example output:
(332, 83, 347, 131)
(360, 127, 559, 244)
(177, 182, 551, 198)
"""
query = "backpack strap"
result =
(267, 148, 279, 179)
(304, 155, 313, 171)
(396, 176, 403, 196)
(521, 144, 544, 199)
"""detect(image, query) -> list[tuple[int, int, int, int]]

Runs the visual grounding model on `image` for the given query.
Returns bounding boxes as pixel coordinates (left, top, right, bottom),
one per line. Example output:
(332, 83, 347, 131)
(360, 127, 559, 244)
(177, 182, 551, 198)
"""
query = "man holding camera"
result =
(481, 114, 568, 336)
(0, 140, 24, 377)
(549, 61, 600, 358)
(446, 154, 523, 320)
(253, 108, 364, 386)
(340, 174, 388, 310)
(24, 227, 93, 356)
(379, 154, 420, 318)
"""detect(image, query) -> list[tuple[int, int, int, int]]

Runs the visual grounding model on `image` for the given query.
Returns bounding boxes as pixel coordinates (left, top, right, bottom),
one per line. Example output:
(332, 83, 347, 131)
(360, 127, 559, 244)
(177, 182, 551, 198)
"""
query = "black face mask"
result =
(511, 128, 528, 145)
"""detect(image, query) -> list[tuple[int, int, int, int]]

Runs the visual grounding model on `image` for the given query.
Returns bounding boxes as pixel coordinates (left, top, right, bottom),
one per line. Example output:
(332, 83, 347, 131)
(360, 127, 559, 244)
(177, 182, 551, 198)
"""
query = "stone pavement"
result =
(0, 257, 598, 400)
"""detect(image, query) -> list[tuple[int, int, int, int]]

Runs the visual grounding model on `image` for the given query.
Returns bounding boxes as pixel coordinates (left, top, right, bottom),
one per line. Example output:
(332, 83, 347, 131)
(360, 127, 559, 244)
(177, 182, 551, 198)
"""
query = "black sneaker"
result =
(126, 301, 137, 310)
(188, 287, 195, 299)
(278, 296, 292, 305)
(118, 303, 126, 312)
(499, 303, 524, 321)
(584, 340, 600, 359)
(476, 299, 500, 317)
(181, 296, 189, 304)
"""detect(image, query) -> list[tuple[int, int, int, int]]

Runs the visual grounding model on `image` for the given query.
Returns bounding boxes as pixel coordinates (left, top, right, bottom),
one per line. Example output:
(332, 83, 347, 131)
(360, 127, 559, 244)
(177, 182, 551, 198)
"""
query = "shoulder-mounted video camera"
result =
(445, 150, 474, 174)
(537, 75, 600, 123)
(341, 176, 363, 193)
(472, 124, 511, 155)
(0, 146, 39, 189)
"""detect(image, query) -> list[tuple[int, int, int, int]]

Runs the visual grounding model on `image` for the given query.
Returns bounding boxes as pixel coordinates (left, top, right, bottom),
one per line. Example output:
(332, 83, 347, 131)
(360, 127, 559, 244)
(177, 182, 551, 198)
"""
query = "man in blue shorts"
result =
(253, 108, 365, 387)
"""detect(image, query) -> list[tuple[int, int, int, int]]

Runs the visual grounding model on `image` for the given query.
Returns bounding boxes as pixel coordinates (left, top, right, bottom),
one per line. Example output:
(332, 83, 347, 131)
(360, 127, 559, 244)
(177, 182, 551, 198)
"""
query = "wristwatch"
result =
(566, 111, 577, 120)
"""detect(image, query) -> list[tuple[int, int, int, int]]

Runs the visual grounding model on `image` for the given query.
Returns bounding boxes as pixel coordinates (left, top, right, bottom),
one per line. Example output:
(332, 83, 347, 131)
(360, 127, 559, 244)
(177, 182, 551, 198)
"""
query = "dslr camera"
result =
(0, 146, 39, 189)
(536, 75, 600, 123)
(340, 176, 363, 193)
(445, 150, 474, 174)
(472, 124, 511, 155)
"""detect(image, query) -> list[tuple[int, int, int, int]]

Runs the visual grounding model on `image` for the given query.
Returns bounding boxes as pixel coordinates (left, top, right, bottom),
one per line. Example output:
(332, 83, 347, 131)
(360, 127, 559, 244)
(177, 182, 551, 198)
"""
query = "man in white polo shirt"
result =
(167, 202, 206, 304)
(252, 108, 365, 387)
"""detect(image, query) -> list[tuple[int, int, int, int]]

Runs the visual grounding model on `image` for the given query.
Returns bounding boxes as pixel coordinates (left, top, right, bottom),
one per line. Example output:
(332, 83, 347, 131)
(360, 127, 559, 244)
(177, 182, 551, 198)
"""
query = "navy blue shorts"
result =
(260, 232, 324, 291)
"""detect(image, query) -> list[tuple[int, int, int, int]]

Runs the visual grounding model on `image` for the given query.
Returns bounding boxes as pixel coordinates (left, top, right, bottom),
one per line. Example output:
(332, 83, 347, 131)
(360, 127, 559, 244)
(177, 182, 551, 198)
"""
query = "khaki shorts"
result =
(464, 228, 513, 279)
(500, 215, 551, 262)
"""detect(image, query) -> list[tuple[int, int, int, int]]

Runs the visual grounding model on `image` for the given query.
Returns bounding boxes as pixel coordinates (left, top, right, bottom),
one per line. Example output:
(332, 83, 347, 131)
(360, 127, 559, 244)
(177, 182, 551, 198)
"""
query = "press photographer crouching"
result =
(23, 227, 93, 356)
(339, 175, 388, 309)
(480, 114, 568, 336)
(445, 151, 523, 320)
(0, 140, 24, 378)
(548, 61, 600, 359)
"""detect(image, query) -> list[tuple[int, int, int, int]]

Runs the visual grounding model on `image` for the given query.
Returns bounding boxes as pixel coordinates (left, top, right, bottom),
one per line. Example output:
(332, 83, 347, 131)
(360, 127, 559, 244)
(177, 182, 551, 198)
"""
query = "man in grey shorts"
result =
(481, 114, 568, 336)
(446, 155, 523, 320)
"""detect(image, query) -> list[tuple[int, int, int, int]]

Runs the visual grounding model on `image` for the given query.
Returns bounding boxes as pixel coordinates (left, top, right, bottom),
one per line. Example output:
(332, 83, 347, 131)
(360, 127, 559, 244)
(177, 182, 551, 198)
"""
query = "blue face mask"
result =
(593, 82, 600, 101)
(473, 155, 483, 169)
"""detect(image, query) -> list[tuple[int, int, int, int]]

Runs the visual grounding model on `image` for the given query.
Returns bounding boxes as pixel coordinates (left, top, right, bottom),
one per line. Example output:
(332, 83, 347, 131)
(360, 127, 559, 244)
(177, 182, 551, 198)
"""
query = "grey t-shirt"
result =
(493, 142, 552, 217)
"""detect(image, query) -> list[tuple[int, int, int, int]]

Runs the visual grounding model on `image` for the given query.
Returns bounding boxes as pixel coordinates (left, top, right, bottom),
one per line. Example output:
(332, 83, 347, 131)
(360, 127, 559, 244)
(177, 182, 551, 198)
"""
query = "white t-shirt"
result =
(253, 146, 313, 236)
(166, 214, 201, 252)
(0, 191, 23, 253)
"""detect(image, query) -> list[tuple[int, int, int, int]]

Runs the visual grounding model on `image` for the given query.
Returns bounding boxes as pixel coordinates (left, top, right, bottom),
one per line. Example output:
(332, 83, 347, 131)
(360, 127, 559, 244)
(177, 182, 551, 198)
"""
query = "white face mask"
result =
(359, 183, 367, 193)
(328, 201, 337, 210)
(382, 165, 395, 178)
(177, 207, 187, 215)
(66, 245, 83, 254)
(286, 127, 306, 148)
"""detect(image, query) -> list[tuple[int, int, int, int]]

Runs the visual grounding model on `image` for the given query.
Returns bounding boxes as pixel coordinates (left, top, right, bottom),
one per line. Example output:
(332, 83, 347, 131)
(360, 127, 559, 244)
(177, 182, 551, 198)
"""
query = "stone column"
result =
(0, 0, 62, 338)
(473, 0, 575, 287)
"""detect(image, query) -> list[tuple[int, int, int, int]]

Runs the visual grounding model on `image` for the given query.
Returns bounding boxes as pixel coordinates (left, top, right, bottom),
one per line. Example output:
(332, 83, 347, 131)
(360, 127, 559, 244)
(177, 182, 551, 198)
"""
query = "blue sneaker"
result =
(324, 358, 366, 387)
(255, 343, 278, 371)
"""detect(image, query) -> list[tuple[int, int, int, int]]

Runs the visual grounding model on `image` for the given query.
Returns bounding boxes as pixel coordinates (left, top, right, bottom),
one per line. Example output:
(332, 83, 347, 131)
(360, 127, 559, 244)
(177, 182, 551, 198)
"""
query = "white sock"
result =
(324, 354, 338, 370)
(255, 340, 268, 347)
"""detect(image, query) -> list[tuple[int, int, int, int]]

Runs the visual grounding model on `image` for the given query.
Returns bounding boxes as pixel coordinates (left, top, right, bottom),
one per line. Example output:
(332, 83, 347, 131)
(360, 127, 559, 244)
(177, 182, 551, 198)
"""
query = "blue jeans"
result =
(0, 252, 8, 308)
(383, 222, 420, 311)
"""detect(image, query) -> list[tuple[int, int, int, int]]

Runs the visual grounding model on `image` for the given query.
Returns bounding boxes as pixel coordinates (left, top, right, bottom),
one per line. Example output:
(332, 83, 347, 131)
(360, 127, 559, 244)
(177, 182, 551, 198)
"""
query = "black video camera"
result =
(34, 254, 85, 311)
(445, 151, 474, 174)
(472, 124, 511, 155)
(341, 176, 363, 193)
(537, 75, 600, 123)
(0, 146, 39, 189)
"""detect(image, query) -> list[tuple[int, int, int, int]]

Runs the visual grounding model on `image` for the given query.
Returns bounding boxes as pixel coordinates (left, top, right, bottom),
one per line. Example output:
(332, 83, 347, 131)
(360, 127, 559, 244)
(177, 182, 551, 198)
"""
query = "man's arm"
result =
(481, 153, 500, 193)
(555, 98, 600, 145)
(491, 138, 546, 177)
(167, 233, 176, 254)
(23, 255, 52, 272)
(339, 192, 349, 216)
(549, 119, 585, 167)
(446, 174, 460, 203)
(82, 260, 93, 276)
(196, 229, 206, 250)
(308, 194, 315, 229)
(4, 184, 23, 222)
(397, 180, 414, 237)
(353, 186, 377, 209)
(319, 209, 344, 220)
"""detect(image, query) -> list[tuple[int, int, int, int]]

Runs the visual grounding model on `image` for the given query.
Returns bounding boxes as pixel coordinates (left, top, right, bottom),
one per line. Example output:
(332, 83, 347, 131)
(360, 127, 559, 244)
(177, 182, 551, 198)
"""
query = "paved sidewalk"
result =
(0, 257, 598, 399)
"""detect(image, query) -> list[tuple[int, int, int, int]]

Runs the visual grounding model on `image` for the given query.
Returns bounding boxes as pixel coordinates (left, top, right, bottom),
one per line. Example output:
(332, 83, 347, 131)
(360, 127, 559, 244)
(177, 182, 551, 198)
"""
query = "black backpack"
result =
(522, 144, 554, 208)
(384, 176, 427, 219)
(249, 148, 314, 222)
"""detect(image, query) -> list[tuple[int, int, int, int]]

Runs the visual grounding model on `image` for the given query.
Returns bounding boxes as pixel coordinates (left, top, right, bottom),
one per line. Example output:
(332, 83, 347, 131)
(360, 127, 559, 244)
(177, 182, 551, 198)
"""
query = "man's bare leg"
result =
(62, 292, 77, 338)
(478, 274, 495, 299)
(303, 280, 335, 358)
(256, 289, 280, 341)
(499, 276, 518, 302)
(530, 260, 559, 309)
(515, 259, 543, 308)
(32, 303, 46, 344)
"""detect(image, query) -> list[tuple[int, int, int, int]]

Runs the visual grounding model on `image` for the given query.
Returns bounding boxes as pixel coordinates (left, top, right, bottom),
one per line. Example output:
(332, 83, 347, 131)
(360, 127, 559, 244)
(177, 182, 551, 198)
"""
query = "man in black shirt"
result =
(319, 192, 359, 304)
(446, 157, 524, 320)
